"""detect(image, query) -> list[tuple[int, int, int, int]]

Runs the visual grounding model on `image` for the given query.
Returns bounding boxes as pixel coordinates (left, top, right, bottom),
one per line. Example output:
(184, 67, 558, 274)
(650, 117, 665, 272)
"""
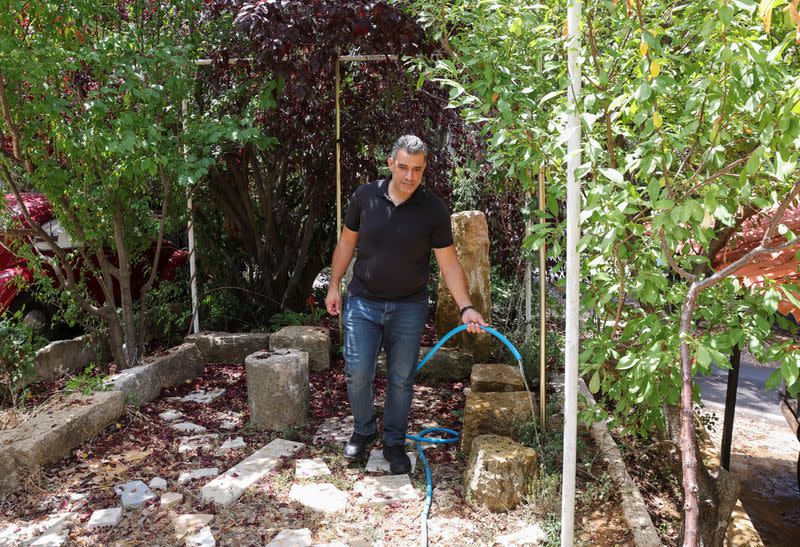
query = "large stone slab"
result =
(185, 331, 270, 364)
(246, 349, 309, 430)
(435, 211, 493, 361)
(460, 391, 535, 456)
(147, 343, 204, 390)
(463, 435, 537, 512)
(470, 364, 526, 393)
(28, 334, 109, 386)
(378, 347, 475, 382)
(201, 438, 304, 506)
(288, 483, 348, 513)
(0, 391, 123, 497)
(106, 362, 160, 407)
(353, 475, 417, 505)
(269, 326, 330, 372)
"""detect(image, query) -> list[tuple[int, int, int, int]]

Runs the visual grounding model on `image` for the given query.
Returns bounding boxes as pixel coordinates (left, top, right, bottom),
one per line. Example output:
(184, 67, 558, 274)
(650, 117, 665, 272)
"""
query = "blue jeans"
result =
(343, 296, 428, 445)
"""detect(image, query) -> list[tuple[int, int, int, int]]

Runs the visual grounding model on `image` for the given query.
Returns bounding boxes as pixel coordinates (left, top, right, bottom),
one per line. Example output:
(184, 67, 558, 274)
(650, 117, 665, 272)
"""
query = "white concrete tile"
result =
(364, 449, 417, 474)
(178, 434, 216, 453)
(181, 388, 225, 404)
(173, 514, 214, 537)
(148, 477, 167, 490)
(201, 438, 304, 506)
(288, 483, 347, 513)
(353, 475, 417, 505)
(171, 422, 208, 433)
(219, 437, 246, 451)
(86, 508, 122, 529)
(294, 458, 331, 479)
(159, 410, 184, 422)
(160, 492, 183, 510)
(177, 468, 219, 484)
(267, 528, 312, 547)
(185, 526, 216, 547)
(113, 480, 156, 509)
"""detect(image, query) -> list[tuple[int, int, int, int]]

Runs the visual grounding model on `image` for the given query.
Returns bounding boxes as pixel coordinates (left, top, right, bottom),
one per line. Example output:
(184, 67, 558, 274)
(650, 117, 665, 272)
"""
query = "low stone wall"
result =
(578, 379, 663, 546)
(185, 331, 271, 364)
(26, 334, 110, 387)
(0, 391, 123, 499)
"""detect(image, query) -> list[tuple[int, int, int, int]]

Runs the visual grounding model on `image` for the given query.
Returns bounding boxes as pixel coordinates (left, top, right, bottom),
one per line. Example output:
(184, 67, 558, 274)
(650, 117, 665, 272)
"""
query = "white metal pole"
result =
(182, 99, 200, 334)
(560, 0, 582, 545)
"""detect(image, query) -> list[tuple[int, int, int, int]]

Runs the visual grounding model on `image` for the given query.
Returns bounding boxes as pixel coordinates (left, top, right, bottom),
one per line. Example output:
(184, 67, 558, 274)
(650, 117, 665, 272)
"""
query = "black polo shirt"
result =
(344, 177, 453, 302)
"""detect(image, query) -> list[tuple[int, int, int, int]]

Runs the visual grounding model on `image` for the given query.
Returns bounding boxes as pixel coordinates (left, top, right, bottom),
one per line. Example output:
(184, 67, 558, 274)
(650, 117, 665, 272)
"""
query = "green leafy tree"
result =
(0, 1, 212, 368)
(407, 0, 800, 544)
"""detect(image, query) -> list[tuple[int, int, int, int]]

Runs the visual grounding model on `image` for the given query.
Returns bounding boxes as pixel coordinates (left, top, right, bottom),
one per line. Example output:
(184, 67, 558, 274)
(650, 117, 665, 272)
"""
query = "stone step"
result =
(353, 475, 417, 505)
(201, 438, 304, 506)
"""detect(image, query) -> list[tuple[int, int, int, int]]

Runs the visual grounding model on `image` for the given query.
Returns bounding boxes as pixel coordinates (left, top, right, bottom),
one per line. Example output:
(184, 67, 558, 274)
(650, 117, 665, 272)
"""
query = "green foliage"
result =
(64, 363, 109, 396)
(141, 279, 192, 347)
(0, 311, 40, 406)
(0, 1, 220, 367)
(268, 308, 324, 332)
(408, 0, 800, 437)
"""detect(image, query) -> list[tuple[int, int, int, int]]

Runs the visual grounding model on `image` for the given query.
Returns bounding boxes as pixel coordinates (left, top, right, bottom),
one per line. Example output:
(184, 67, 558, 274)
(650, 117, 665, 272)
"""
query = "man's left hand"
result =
(462, 308, 488, 334)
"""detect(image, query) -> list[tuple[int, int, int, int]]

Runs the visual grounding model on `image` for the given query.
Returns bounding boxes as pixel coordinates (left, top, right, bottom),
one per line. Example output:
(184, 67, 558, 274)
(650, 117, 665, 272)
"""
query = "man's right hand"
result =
(325, 286, 342, 316)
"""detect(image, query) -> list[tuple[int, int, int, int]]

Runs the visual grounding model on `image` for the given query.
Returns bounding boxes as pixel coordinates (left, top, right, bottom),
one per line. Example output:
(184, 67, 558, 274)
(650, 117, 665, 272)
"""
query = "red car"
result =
(1, 193, 188, 334)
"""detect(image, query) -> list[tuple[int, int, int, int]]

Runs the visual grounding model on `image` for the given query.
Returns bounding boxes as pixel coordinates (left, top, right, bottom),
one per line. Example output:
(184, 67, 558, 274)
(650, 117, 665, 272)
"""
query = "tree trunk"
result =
(112, 197, 138, 368)
(664, 404, 740, 546)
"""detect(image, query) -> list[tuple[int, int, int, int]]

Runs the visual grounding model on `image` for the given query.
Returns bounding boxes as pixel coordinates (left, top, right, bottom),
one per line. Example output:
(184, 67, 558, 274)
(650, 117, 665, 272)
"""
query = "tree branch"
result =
(660, 227, 697, 282)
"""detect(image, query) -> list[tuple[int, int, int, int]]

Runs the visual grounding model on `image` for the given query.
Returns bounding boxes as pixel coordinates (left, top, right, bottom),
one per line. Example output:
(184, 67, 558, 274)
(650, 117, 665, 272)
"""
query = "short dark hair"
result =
(391, 135, 428, 159)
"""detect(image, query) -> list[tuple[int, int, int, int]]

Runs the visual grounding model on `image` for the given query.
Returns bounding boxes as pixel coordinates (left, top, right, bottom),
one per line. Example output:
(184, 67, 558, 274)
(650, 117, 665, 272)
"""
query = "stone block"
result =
(201, 438, 304, 506)
(378, 346, 474, 382)
(463, 434, 537, 512)
(269, 326, 330, 372)
(470, 363, 526, 393)
(246, 349, 309, 430)
(460, 391, 535, 456)
(435, 211, 493, 361)
(0, 391, 123, 472)
(29, 334, 109, 386)
(148, 343, 204, 390)
(185, 331, 270, 364)
(106, 362, 160, 407)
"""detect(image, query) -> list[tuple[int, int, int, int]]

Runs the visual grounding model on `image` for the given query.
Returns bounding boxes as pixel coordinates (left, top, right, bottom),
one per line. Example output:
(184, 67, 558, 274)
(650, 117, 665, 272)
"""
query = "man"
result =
(325, 135, 487, 475)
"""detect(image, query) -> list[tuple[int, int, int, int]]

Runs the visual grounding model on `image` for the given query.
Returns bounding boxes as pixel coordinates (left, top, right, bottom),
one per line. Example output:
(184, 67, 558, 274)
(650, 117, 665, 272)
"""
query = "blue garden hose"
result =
(405, 324, 529, 546)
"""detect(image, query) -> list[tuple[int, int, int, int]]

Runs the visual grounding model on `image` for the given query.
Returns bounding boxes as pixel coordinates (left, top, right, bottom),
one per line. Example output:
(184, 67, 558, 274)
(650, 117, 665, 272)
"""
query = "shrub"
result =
(0, 311, 40, 407)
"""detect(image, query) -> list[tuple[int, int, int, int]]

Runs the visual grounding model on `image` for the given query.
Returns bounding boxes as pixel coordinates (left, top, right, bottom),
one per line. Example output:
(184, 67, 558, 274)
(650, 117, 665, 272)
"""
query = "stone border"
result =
(0, 391, 123, 498)
(1, 341, 209, 499)
(578, 379, 664, 546)
(25, 334, 110, 387)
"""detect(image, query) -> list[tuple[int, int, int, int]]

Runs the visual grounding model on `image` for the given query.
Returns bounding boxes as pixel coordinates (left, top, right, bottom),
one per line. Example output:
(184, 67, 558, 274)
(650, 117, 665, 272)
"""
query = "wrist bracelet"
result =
(460, 305, 475, 316)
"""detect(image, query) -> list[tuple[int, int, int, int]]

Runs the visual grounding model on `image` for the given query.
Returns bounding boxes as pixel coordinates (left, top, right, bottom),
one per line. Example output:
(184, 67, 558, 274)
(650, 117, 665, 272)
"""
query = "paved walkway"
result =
(696, 352, 800, 545)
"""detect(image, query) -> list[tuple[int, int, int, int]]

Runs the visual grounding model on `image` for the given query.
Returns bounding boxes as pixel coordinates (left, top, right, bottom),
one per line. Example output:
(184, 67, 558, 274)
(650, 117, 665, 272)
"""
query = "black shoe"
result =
(344, 432, 376, 460)
(383, 444, 411, 475)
